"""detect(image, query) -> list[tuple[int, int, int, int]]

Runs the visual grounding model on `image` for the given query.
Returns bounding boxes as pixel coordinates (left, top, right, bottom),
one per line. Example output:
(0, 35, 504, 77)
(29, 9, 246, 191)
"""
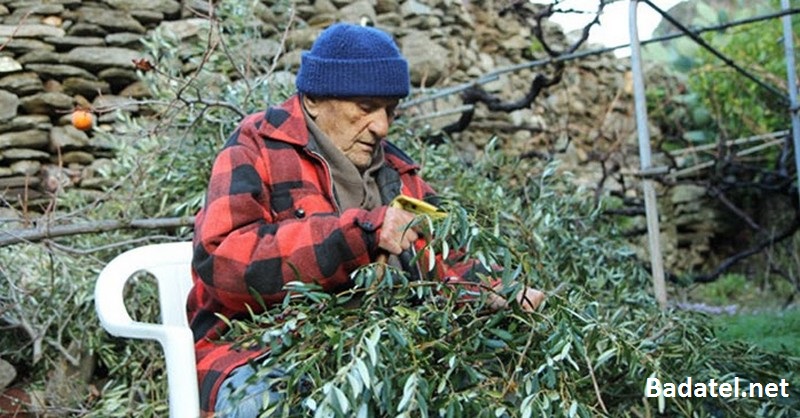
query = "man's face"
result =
(304, 96, 399, 170)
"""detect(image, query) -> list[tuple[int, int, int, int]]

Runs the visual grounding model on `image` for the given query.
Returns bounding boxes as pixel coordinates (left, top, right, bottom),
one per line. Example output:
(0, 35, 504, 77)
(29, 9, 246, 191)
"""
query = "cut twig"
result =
(583, 350, 609, 415)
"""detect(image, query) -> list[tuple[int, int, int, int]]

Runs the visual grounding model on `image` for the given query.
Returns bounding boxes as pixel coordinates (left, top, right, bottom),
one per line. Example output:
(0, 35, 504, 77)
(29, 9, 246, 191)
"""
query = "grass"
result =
(712, 309, 800, 357)
(686, 273, 800, 357)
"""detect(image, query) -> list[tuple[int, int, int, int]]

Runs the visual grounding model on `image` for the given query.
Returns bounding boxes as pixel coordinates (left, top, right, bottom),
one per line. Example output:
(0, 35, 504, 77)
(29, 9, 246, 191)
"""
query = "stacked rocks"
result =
(0, 0, 186, 208)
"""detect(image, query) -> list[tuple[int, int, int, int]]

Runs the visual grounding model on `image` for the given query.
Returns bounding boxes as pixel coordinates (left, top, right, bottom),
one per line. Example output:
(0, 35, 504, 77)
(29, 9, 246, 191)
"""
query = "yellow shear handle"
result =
(389, 195, 447, 219)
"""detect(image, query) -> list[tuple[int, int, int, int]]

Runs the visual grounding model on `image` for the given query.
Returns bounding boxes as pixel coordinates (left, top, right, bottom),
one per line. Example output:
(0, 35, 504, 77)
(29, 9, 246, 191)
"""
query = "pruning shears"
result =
(375, 195, 447, 275)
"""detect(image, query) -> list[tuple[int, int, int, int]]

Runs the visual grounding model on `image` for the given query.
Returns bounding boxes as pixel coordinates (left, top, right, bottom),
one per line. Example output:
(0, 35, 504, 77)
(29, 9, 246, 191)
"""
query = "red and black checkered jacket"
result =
(187, 95, 487, 414)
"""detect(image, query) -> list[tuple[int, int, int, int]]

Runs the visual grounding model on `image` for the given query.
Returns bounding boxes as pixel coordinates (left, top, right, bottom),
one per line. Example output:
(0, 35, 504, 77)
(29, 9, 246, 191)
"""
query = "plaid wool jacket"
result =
(187, 95, 480, 414)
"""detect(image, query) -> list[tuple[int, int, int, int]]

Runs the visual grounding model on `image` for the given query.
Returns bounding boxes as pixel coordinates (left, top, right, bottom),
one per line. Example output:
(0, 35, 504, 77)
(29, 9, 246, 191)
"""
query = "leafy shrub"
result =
(642, 1, 799, 293)
(216, 135, 800, 417)
(646, 0, 796, 145)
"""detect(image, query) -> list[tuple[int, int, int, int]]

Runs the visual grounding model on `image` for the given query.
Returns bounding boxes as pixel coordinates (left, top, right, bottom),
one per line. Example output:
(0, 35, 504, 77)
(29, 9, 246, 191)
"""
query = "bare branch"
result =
(708, 186, 763, 232)
(0, 217, 195, 247)
(438, 70, 564, 138)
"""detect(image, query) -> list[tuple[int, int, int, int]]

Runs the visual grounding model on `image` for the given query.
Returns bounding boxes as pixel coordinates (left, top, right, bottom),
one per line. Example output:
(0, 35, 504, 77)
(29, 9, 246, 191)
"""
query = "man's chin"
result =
(351, 157, 373, 171)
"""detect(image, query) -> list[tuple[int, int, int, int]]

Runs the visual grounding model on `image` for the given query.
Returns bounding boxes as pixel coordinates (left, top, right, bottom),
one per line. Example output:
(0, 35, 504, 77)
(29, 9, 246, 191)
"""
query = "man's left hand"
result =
(486, 284, 546, 313)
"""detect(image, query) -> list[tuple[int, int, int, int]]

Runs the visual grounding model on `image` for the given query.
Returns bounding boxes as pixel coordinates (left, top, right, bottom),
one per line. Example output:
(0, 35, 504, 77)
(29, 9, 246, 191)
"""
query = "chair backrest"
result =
(94, 241, 199, 418)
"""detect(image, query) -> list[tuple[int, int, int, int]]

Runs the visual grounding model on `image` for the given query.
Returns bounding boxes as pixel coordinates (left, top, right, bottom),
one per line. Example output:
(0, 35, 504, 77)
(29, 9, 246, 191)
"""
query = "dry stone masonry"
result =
(0, 0, 181, 208)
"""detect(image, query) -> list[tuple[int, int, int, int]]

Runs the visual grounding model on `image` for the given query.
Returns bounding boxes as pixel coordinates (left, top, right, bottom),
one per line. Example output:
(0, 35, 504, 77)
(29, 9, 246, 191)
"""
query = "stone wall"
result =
(0, 0, 183, 208)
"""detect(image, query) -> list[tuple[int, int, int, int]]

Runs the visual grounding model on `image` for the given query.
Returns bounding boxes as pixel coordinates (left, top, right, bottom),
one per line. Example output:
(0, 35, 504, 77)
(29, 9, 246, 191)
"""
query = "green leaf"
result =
(355, 357, 371, 391)
(595, 348, 617, 369)
(489, 328, 514, 341)
(365, 327, 380, 366)
(347, 368, 363, 399)
(356, 403, 369, 418)
(568, 400, 578, 417)
(398, 372, 418, 412)
(331, 386, 350, 415)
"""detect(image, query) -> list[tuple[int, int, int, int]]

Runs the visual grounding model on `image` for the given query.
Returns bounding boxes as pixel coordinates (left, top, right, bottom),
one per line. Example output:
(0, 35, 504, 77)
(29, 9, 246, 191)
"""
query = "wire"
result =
(400, 7, 800, 110)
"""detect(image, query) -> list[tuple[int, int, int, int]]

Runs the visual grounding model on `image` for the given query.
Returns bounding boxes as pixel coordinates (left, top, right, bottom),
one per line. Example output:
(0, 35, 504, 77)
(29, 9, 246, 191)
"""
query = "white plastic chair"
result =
(94, 241, 199, 418)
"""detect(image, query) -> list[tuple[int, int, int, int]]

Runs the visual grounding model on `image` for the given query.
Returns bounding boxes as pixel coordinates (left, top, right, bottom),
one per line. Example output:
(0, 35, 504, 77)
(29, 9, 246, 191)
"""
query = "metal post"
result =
(629, 0, 668, 308)
(782, 0, 800, 209)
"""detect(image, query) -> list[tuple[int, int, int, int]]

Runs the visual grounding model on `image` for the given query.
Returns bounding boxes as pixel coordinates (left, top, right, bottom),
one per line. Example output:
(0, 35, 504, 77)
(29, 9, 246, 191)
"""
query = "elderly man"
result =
(186, 22, 544, 417)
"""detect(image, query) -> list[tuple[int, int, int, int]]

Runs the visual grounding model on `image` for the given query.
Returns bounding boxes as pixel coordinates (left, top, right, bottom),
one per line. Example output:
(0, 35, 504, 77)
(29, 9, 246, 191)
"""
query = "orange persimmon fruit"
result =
(71, 109, 94, 131)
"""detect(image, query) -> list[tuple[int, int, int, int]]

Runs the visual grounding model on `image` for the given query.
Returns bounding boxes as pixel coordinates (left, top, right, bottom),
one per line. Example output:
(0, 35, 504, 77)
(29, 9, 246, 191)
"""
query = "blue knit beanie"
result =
(296, 23, 410, 98)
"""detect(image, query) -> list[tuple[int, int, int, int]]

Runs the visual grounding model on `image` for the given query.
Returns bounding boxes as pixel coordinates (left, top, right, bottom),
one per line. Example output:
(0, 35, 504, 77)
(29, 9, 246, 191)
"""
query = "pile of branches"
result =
(214, 147, 800, 418)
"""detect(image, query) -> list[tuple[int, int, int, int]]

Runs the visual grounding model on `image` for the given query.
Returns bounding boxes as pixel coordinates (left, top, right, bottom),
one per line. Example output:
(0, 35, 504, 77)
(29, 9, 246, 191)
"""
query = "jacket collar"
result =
(258, 94, 310, 147)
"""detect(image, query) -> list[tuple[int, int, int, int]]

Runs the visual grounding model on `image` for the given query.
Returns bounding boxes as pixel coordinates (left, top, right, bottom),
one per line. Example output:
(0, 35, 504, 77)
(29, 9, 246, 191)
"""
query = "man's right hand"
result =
(378, 207, 419, 255)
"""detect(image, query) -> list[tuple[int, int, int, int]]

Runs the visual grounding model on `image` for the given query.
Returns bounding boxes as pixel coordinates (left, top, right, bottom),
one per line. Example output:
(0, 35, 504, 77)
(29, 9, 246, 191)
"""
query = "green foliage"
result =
(643, 1, 799, 297)
(100, 0, 294, 218)
(692, 270, 796, 307)
(687, 18, 790, 138)
(216, 137, 800, 417)
(695, 274, 750, 305)
(0, 238, 175, 416)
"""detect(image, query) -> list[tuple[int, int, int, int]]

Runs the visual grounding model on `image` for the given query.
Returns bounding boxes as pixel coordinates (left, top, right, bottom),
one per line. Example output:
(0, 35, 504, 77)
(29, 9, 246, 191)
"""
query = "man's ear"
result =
(302, 95, 320, 118)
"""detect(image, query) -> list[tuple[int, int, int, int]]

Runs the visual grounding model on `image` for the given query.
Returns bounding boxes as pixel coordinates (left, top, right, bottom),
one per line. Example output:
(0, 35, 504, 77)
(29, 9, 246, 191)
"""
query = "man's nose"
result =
(368, 110, 391, 138)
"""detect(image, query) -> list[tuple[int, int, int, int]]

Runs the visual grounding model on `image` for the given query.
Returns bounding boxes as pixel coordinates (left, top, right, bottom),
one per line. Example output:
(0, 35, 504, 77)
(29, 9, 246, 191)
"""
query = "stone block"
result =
(2, 148, 50, 161)
(0, 175, 41, 188)
(19, 91, 74, 114)
(0, 24, 65, 38)
(0, 37, 55, 54)
(10, 160, 41, 176)
(0, 56, 22, 74)
(74, 7, 146, 33)
(61, 151, 94, 164)
(23, 64, 96, 81)
(0, 72, 43, 95)
(0, 115, 51, 133)
(62, 77, 110, 99)
(50, 125, 89, 151)
(0, 130, 49, 150)
(63, 46, 148, 72)
(0, 90, 19, 122)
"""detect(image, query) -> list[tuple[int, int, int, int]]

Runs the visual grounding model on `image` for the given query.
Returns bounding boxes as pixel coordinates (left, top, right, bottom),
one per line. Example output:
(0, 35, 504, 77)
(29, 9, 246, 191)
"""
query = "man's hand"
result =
(378, 207, 419, 255)
(487, 284, 546, 313)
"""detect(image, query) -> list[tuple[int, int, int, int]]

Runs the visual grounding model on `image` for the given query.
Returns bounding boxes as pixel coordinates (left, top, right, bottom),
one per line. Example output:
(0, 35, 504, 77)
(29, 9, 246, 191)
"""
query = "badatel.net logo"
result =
(645, 376, 791, 399)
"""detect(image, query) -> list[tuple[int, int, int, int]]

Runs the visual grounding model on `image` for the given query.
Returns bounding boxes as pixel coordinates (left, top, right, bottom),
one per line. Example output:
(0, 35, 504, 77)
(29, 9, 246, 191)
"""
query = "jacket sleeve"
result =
(192, 128, 386, 312)
(398, 170, 502, 289)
